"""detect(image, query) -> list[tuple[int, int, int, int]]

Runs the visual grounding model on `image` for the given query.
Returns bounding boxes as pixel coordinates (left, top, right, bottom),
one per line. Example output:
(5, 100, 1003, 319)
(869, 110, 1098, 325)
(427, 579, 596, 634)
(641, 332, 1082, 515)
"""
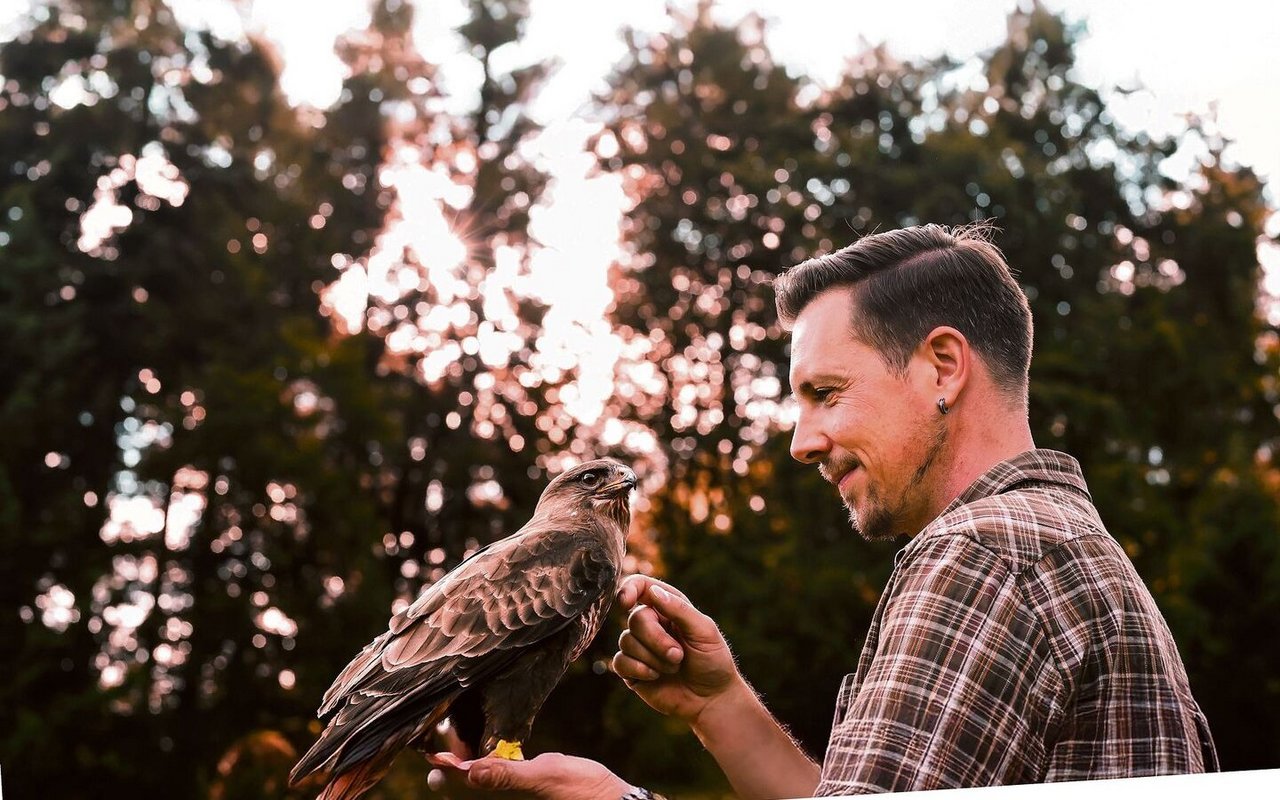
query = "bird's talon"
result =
(492, 739, 524, 760)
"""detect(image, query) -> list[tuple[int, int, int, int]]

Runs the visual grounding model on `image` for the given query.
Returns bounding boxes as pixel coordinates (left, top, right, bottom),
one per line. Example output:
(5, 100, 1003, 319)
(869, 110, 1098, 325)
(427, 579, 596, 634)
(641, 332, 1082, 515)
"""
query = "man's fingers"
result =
(643, 583, 713, 644)
(619, 578, 709, 646)
(464, 752, 561, 792)
(427, 768, 446, 791)
(617, 627, 680, 674)
(425, 753, 478, 797)
(462, 753, 629, 800)
(426, 752, 468, 769)
(625, 605, 685, 665)
(465, 757, 517, 790)
(617, 575, 656, 610)
(612, 651, 660, 681)
(617, 575, 689, 611)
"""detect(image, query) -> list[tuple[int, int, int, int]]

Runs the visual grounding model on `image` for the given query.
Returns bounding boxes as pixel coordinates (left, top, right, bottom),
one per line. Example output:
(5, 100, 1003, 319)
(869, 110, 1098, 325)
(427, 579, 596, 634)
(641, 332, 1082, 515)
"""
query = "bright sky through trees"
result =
(146, 0, 1280, 354)
(132, 0, 1277, 412)
(194, 0, 1280, 193)
(5, 0, 1275, 368)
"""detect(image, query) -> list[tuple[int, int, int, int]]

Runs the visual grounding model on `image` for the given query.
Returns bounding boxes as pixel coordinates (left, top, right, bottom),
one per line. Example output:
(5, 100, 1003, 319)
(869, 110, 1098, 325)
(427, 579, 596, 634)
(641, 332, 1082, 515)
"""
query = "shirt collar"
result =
(893, 449, 1091, 567)
(940, 448, 1091, 516)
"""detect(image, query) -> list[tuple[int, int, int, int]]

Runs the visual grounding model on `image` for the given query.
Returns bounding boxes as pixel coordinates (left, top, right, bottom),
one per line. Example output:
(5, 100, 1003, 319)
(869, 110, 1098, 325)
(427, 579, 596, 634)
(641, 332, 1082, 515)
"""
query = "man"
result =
(432, 223, 1218, 797)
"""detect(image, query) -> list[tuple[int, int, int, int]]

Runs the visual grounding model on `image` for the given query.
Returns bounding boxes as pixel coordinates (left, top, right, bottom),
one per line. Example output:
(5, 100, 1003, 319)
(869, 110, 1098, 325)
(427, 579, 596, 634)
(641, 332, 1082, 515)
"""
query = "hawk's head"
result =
(539, 458, 637, 528)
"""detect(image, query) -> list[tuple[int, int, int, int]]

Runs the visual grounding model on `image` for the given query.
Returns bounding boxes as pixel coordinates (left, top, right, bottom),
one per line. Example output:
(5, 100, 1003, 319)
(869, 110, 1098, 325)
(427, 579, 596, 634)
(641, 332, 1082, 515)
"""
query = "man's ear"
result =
(918, 326, 970, 407)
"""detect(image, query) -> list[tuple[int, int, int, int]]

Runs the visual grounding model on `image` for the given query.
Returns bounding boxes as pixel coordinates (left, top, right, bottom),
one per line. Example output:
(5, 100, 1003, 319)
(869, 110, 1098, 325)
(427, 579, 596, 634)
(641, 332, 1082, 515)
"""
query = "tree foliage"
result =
(1, 1, 1276, 797)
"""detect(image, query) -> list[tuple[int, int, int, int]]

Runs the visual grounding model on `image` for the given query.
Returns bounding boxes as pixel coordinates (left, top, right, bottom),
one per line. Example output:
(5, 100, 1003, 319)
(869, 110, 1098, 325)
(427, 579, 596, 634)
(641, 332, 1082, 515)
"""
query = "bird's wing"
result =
(317, 518, 617, 714)
(313, 541, 497, 718)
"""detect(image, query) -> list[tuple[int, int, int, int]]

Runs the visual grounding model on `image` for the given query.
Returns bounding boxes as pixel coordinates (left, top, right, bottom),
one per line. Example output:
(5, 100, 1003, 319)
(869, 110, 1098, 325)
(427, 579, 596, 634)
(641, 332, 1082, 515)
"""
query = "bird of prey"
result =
(290, 458, 637, 800)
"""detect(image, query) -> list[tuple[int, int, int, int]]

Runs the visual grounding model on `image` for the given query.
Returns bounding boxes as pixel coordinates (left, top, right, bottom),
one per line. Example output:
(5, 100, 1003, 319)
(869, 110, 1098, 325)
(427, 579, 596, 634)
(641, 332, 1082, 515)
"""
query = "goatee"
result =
(839, 420, 948, 541)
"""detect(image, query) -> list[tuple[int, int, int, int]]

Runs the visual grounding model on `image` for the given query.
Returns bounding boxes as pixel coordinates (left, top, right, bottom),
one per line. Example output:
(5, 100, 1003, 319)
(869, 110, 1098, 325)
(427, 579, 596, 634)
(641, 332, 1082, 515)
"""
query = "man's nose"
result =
(789, 408, 830, 464)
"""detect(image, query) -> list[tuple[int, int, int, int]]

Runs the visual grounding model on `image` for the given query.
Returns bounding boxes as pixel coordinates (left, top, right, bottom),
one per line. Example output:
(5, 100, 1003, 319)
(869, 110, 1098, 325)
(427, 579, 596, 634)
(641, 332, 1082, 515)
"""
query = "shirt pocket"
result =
(819, 672, 865, 790)
(831, 672, 861, 728)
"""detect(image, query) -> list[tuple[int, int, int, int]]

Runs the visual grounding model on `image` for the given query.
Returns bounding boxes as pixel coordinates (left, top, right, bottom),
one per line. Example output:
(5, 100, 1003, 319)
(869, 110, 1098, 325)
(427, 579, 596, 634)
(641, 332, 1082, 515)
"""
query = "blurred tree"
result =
(0, 0, 558, 796)
(329, 0, 562, 599)
(0, 0, 400, 795)
(1142, 140, 1280, 769)
(208, 729, 310, 800)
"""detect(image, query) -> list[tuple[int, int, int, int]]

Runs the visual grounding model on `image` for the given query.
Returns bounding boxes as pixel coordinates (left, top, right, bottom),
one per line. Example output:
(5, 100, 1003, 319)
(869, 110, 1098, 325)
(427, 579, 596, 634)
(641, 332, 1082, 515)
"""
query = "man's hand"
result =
(611, 576, 742, 727)
(611, 577, 822, 799)
(426, 752, 631, 799)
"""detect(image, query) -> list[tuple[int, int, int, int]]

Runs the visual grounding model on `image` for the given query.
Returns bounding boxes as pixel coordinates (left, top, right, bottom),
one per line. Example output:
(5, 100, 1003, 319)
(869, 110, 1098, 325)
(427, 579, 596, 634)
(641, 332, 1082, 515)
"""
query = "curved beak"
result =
(600, 468, 638, 496)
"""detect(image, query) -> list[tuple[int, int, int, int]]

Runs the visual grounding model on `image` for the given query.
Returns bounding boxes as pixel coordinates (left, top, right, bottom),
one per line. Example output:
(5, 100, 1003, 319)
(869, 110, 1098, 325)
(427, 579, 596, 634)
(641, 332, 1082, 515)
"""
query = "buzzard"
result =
(290, 458, 637, 800)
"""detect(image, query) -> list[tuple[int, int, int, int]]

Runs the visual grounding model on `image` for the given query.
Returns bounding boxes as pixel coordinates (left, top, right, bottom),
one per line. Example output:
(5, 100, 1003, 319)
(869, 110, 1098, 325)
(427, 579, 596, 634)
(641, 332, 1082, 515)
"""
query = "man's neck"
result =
(921, 407, 1036, 532)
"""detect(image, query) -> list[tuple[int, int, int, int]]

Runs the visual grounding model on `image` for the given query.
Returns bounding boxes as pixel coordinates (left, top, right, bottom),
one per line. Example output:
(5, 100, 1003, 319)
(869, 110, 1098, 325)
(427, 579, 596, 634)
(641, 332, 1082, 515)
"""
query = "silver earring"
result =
(938, 398, 949, 415)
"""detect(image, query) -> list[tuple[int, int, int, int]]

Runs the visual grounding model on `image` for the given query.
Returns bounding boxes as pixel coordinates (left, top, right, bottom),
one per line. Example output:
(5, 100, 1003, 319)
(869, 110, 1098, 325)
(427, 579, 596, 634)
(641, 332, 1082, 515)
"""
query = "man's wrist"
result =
(688, 675, 757, 746)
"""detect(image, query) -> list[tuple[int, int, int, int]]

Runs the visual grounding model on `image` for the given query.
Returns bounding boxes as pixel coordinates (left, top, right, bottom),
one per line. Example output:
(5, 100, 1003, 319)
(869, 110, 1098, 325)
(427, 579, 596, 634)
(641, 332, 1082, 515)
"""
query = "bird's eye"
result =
(580, 471, 601, 488)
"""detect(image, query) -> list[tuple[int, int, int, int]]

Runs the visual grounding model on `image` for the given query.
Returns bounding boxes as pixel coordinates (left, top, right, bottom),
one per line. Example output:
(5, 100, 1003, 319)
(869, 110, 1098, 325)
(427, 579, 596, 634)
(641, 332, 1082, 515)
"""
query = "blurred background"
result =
(2, 0, 1277, 797)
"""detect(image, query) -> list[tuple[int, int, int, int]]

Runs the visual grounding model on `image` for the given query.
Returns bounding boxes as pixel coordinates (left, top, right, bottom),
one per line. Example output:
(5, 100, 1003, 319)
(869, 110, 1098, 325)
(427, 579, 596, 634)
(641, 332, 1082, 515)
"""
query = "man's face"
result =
(788, 287, 947, 540)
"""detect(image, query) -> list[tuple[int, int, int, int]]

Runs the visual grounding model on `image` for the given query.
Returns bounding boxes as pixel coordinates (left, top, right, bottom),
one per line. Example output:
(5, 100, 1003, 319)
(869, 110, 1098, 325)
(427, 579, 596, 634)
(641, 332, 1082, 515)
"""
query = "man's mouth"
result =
(822, 459, 860, 494)
(837, 465, 859, 494)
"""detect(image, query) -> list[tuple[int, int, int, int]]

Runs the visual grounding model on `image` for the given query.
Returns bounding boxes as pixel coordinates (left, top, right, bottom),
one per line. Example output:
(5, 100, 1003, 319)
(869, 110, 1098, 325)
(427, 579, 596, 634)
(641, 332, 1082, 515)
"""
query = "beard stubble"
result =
(843, 417, 948, 541)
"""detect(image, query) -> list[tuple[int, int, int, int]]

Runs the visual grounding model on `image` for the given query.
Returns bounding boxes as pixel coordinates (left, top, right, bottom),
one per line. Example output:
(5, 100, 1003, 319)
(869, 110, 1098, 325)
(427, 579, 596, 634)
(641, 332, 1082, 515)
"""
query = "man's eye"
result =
(813, 388, 835, 403)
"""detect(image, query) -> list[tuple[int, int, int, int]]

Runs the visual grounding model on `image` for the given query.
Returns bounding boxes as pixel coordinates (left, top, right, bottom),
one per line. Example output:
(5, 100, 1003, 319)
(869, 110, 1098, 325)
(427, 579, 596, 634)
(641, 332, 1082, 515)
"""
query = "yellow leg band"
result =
(492, 739, 524, 760)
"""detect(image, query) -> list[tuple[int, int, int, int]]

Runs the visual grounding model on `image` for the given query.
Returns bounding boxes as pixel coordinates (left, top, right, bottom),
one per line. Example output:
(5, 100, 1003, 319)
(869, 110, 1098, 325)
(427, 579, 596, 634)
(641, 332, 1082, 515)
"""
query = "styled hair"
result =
(773, 223, 1033, 397)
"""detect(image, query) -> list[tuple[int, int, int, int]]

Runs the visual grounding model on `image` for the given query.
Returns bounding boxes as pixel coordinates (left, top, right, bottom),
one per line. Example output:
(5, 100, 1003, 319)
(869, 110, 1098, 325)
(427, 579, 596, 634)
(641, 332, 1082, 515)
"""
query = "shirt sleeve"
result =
(817, 534, 1064, 794)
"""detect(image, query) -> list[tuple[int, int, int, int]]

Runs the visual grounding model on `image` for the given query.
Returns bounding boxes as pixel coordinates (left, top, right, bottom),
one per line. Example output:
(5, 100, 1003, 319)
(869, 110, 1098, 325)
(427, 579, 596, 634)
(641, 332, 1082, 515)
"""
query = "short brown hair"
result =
(773, 223, 1033, 396)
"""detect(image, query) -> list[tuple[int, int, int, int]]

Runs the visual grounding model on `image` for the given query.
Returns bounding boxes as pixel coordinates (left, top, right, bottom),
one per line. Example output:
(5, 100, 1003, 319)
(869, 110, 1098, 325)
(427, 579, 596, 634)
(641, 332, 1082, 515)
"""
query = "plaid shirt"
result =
(816, 449, 1218, 794)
